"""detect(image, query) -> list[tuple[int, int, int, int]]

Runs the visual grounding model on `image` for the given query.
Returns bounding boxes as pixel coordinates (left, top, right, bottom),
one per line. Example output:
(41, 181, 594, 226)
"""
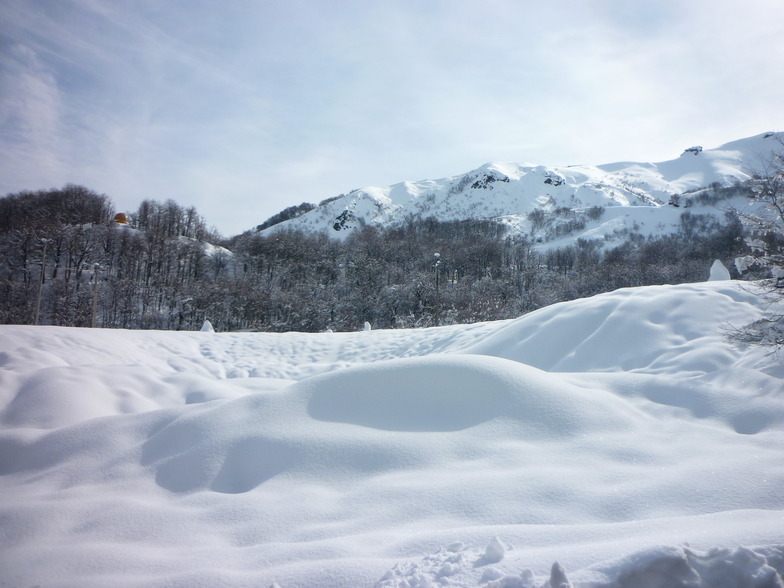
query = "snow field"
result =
(0, 280, 783, 586)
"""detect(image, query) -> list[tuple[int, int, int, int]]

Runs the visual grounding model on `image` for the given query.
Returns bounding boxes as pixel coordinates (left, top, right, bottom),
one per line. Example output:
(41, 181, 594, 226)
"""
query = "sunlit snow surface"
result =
(260, 132, 784, 247)
(1, 281, 783, 587)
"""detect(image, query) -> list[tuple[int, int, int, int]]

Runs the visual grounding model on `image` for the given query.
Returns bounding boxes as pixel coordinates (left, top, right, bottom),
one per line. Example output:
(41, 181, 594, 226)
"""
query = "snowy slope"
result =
(1, 279, 783, 587)
(260, 132, 781, 244)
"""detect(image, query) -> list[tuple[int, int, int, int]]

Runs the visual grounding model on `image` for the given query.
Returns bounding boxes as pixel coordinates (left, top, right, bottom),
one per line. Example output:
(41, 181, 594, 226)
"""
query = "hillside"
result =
(1, 280, 783, 586)
(258, 132, 781, 246)
(2, 132, 780, 333)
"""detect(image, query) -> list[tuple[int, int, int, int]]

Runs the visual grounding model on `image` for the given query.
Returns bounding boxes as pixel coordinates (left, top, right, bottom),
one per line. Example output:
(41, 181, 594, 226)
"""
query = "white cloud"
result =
(0, 43, 67, 182)
(1, 0, 783, 235)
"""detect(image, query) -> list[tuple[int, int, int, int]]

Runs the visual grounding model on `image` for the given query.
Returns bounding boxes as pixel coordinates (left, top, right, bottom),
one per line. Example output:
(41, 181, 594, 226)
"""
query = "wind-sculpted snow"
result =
(468, 282, 764, 373)
(303, 355, 641, 435)
(1, 281, 783, 587)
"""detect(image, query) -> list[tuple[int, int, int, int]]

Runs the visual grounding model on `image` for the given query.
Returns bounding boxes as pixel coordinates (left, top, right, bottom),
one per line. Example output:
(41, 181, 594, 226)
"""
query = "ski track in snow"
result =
(1, 281, 783, 587)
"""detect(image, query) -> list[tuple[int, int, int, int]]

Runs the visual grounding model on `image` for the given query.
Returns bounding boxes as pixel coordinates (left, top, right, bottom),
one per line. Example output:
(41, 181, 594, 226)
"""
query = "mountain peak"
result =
(257, 132, 782, 243)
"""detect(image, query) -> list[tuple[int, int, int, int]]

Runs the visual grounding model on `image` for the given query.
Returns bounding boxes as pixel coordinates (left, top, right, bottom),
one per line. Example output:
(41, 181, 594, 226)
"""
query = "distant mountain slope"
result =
(258, 132, 781, 245)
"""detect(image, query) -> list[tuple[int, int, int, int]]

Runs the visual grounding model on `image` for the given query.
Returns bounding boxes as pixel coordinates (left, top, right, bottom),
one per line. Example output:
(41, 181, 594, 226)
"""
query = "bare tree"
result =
(732, 137, 784, 346)
(734, 137, 784, 282)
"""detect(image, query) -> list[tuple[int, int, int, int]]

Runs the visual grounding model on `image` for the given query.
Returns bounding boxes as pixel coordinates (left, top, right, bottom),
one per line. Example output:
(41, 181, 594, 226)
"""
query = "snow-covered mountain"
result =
(259, 132, 781, 245)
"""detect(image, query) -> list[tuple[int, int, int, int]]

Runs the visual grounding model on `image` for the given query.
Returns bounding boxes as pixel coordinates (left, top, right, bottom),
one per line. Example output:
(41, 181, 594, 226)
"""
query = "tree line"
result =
(0, 183, 754, 332)
(0, 186, 222, 329)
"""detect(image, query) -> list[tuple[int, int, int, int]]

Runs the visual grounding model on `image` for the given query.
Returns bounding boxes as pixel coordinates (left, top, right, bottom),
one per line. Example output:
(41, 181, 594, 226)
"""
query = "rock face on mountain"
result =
(258, 132, 781, 246)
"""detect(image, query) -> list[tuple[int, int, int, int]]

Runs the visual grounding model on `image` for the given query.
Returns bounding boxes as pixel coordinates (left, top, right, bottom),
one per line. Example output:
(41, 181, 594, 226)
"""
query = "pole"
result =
(435, 265, 440, 326)
(434, 252, 441, 326)
(91, 264, 100, 328)
(34, 239, 48, 325)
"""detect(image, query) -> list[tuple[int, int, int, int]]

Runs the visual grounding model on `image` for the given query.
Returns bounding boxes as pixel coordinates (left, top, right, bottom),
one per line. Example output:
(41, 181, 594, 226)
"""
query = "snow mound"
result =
(709, 259, 732, 281)
(0, 365, 175, 429)
(586, 544, 784, 588)
(142, 406, 298, 494)
(468, 282, 761, 373)
(302, 354, 641, 435)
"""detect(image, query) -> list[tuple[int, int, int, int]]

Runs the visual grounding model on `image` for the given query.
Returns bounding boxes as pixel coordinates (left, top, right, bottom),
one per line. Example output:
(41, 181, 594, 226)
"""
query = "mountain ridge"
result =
(257, 131, 781, 245)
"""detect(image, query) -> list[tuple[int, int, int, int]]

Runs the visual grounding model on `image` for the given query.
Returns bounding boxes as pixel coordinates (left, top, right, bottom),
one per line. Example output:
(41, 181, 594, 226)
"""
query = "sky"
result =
(1, 0, 783, 237)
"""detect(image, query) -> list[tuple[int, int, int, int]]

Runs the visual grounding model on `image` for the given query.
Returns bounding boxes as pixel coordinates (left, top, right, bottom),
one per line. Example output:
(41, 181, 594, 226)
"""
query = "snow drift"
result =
(1, 281, 783, 587)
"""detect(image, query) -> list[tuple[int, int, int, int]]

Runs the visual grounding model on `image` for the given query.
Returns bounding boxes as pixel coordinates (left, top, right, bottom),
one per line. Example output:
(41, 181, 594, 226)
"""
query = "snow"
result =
(259, 132, 783, 247)
(1, 281, 783, 587)
(710, 259, 732, 281)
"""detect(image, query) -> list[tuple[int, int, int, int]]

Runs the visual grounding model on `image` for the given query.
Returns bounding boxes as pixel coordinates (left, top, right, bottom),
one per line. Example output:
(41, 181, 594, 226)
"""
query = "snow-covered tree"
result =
(734, 137, 784, 281)
(733, 140, 784, 346)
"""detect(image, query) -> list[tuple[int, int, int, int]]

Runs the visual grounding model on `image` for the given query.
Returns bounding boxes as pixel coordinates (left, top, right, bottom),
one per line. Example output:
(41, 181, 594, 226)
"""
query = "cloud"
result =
(0, 42, 67, 182)
(1, 0, 783, 235)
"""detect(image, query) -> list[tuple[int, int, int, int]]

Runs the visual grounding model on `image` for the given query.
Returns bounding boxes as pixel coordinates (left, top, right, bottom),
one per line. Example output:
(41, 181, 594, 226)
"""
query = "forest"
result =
(0, 184, 755, 332)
